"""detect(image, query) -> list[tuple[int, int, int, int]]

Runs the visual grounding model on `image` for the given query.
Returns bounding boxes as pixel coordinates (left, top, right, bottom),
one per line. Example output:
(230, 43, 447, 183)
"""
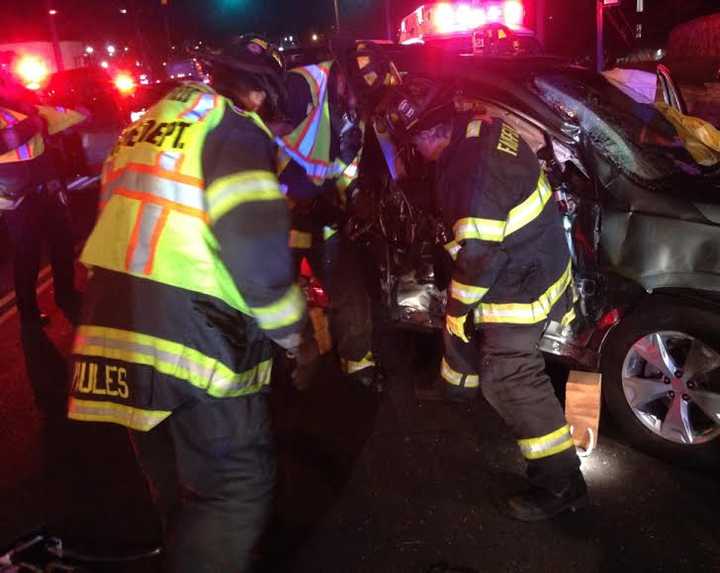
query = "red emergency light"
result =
(13, 54, 50, 90)
(434, 1, 525, 33)
(114, 72, 136, 95)
(400, 1, 526, 44)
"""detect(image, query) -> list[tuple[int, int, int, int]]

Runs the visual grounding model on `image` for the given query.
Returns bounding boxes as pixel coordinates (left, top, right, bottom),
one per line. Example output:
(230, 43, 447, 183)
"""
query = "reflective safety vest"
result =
(278, 61, 363, 191)
(69, 82, 286, 431)
(0, 105, 86, 164)
(0, 105, 86, 210)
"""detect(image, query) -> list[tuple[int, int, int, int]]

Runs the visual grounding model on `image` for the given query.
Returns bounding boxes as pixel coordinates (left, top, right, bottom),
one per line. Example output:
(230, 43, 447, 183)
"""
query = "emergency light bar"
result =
(400, 1, 525, 44)
(13, 54, 50, 90)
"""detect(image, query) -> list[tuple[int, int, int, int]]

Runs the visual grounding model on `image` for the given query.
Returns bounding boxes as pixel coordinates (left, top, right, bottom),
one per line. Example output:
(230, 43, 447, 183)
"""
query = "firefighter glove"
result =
(446, 313, 471, 344)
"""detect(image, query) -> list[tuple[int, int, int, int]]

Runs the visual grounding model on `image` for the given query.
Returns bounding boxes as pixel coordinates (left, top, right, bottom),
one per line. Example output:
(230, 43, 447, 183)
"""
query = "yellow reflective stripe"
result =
(453, 173, 554, 244)
(251, 284, 305, 331)
(68, 398, 171, 431)
(289, 229, 313, 249)
(466, 119, 482, 138)
(441, 357, 480, 388)
(341, 351, 376, 374)
(445, 240, 462, 261)
(206, 171, 282, 222)
(453, 217, 506, 243)
(450, 280, 489, 306)
(74, 326, 271, 397)
(474, 260, 573, 325)
(518, 424, 574, 460)
(505, 173, 553, 238)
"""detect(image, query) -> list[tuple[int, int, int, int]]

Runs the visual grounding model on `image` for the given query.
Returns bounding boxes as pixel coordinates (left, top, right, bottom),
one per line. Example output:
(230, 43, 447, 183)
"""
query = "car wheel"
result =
(601, 299, 720, 464)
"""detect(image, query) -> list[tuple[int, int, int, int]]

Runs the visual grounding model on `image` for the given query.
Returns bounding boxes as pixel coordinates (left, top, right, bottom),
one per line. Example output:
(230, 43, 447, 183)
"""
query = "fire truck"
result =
(399, 1, 542, 56)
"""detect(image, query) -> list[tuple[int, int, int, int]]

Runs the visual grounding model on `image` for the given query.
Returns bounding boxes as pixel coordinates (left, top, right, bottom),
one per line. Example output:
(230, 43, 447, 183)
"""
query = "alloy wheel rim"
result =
(621, 331, 720, 445)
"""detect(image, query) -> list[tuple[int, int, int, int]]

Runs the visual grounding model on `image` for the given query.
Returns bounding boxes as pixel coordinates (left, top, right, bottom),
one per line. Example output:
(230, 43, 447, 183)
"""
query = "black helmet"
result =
(332, 38, 401, 104)
(199, 34, 286, 117)
(382, 77, 455, 142)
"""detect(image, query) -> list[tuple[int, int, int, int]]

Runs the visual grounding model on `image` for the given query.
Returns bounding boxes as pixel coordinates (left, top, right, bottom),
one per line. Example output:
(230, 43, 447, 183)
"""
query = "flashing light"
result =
(434, 3, 456, 34)
(114, 72, 136, 95)
(430, 2, 521, 35)
(486, 4, 502, 23)
(471, 7, 487, 28)
(503, 0, 525, 29)
(13, 55, 50, 90)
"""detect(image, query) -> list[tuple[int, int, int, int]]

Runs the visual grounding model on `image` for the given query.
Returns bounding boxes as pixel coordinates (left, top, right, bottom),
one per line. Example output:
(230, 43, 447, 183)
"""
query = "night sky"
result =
(3, 0, 719, 56)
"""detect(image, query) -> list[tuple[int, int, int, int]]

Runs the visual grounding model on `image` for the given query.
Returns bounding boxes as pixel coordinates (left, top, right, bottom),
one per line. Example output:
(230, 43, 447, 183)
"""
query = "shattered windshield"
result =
(534, 70, 720, 184)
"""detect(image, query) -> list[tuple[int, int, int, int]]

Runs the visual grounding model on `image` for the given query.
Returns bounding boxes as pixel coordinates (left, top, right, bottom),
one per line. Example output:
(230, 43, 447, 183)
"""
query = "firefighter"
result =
(0, 71, 85, 328)
(67, 37, 305, 572)
(274, 41, 395, 391)
(383, 77, 588, 521)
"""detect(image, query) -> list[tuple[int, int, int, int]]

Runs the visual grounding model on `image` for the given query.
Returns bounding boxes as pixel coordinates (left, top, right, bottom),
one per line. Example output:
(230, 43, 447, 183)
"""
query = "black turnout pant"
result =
(3, 188, 77, 321)
(294, 229, 374, 373)
(444, 322, 580, 488)
(130, 392, 275, 573)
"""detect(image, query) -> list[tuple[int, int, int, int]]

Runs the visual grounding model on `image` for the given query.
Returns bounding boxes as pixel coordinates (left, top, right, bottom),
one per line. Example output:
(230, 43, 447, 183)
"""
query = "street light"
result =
(48, 8, 57, 15)
(107, 44, 116, 56)
(85, 46, 94, 54)
(120, 8, 128, 14)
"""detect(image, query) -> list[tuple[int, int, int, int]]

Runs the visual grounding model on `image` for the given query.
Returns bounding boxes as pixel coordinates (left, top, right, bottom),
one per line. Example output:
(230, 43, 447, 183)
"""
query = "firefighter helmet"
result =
(383, 76, 455, 142)
(332, 38, 401, 103)
(199, 34, 286, 116)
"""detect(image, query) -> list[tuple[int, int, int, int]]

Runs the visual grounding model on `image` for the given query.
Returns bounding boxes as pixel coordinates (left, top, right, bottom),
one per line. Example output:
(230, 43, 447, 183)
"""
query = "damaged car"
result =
(344, 45, 720, 463)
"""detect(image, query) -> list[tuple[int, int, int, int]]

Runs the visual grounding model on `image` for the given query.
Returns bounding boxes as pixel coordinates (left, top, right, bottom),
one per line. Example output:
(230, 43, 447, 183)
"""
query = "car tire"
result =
(600, 298, 720, 467)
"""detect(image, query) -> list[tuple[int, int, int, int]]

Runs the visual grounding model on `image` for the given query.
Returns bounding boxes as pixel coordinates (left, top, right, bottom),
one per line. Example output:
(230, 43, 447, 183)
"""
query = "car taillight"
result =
(13, 55, 50, 90)
(114, 72, 136, 95)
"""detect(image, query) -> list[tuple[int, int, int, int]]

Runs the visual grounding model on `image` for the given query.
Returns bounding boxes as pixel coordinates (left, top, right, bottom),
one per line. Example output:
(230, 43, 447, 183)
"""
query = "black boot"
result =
(348, 366, 384, 393)
(506, 471, 589, 522)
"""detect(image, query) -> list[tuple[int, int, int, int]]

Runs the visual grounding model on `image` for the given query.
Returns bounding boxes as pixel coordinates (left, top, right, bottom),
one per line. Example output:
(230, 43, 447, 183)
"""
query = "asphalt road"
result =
(0, 185, 718, 572)
(0, 291, 718, 572)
